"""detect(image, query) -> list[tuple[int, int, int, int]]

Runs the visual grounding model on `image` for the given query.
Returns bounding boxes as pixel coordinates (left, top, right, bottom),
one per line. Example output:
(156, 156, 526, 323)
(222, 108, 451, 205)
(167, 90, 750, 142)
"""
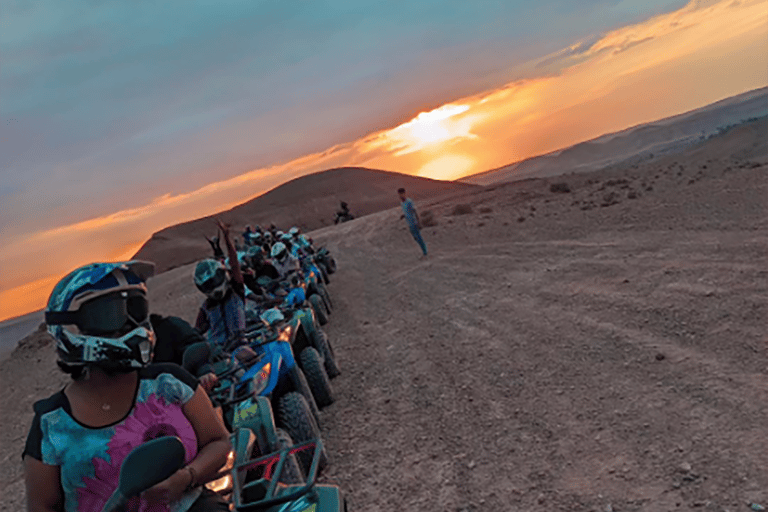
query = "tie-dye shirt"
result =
(23, 364, 203, 512)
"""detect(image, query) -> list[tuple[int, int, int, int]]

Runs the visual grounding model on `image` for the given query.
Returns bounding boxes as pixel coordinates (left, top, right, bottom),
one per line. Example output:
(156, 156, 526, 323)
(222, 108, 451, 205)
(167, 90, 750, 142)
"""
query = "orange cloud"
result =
(0, 274, 61, 322)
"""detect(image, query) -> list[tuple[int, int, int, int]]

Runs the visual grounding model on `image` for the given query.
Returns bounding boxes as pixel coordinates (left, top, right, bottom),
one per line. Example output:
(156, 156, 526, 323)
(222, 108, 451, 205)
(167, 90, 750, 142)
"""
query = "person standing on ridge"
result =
(398, 187, 428, 257)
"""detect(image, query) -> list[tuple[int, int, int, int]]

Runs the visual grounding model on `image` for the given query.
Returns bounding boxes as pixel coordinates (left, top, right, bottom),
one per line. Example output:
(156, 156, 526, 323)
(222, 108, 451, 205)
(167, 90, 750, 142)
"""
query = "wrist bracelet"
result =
(185, 466, 197, 492)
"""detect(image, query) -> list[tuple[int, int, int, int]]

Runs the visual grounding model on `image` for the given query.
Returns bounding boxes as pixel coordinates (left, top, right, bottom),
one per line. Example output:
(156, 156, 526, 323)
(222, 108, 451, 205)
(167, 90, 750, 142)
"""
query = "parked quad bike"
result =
(232, 439, 347, 512)
(315, 247, 337, 275)
(243, 309, 335, 411)
(182, 336, 327, 475)
(102, 436, 345, 512)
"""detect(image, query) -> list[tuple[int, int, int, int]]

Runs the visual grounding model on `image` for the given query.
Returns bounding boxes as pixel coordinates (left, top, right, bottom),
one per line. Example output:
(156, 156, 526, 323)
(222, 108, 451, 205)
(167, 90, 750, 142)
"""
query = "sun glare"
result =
(373, 104, 478, 156)
(418, 154, 477, 181)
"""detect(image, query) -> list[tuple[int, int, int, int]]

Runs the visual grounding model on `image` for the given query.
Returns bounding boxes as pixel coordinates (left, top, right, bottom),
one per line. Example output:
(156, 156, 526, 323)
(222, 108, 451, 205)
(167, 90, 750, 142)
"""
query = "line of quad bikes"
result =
(108, 244, 349, 512)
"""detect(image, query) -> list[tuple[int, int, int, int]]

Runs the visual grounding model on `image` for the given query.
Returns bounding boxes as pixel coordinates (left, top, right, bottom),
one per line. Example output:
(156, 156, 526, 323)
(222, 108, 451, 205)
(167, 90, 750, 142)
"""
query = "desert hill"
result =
(2, 114, 766, 510)
(133, 167, 476, 273)
(464, 86, 768, 185)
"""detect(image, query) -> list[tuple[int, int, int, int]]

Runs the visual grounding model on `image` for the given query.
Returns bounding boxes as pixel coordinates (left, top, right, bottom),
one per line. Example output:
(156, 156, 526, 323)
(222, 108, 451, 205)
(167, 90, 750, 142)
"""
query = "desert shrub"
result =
(549, 182, 571, 193)
(420, 210, 438, 227)
(450, 204, 473, 215)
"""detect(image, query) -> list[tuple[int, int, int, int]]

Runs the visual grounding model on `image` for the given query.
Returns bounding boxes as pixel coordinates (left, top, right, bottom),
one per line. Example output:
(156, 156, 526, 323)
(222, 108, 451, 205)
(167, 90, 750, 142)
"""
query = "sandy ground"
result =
(1, 126, 766, 511)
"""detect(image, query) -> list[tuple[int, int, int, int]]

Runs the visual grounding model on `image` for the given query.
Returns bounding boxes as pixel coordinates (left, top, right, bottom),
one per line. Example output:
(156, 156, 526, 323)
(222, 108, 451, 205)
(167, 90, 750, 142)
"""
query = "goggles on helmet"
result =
(46, 289, 149, 336)
(198, 268, 227, 294)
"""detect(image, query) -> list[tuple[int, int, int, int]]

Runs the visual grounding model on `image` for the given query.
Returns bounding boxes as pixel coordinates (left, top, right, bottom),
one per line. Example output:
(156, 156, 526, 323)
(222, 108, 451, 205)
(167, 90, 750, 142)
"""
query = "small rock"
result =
(655, 353, 666, 361)
(468, 460, 476, 469)
(537, 493, 545, 504)
(679, 462, 692, 473)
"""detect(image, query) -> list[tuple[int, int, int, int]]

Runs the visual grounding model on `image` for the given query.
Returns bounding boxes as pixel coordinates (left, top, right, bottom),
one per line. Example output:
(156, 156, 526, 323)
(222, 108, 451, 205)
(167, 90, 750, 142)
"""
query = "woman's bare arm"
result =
(24, 457, 63, 512)
(143, 385, 231, 504)
(182, 385, 231, 483)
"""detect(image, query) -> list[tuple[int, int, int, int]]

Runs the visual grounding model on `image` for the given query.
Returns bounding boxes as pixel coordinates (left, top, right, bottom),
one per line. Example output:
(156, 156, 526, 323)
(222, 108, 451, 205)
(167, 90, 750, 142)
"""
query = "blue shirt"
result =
(401, 199, 418, 227)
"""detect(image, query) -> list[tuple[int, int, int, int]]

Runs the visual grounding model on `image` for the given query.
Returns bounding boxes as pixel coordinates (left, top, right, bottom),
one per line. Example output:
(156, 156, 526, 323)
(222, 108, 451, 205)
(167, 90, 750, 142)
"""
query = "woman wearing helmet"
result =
(23, 261, 231, 512)
(194, 220, 247, 348)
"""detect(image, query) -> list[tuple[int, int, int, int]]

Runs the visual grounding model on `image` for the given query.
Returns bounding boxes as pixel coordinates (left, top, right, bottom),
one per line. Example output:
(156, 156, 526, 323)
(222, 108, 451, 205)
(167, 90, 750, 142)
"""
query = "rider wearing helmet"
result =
(242, 225, 253, 246)
(279, 233, 300, 258)
(24, 261, 231, 512)
(289, 226, 312, 253)
(194, 220, 247, 347)
(270, 241, 300, 280)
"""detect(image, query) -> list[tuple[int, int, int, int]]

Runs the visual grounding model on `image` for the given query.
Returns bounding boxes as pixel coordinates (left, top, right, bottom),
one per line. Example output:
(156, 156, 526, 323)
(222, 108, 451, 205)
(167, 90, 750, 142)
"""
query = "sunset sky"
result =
(1, 0, 767, 321)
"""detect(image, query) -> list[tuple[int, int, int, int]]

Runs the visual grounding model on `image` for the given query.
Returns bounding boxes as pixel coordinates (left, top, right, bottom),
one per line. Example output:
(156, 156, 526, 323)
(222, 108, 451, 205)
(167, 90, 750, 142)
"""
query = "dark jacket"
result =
(150, 314, 206, 366)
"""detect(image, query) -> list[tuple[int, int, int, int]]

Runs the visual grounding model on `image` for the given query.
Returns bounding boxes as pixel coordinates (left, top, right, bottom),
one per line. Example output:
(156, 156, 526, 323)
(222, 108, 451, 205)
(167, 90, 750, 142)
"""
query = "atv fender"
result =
(232, 397, 277, 457)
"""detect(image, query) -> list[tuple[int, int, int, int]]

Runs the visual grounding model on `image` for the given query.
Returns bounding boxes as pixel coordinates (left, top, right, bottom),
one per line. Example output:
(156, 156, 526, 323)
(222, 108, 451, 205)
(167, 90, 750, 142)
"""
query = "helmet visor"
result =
(47, 290, 149, 336)
(78, 290, 149, 335)
(198, 268, 227, 294)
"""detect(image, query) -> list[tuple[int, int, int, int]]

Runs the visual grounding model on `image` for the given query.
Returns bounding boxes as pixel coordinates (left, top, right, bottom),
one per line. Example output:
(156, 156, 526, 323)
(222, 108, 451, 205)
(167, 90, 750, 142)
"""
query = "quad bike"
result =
(182, 336, 327, 475)
(102, 436, 346, 512)
(298, 256, 333, 311)
(254, 274, 330, 326)
(242, 309, 335, 412)
(278, 301, 341, 380)
(232, 439, 347, 512)
(314, 247, 337, 275)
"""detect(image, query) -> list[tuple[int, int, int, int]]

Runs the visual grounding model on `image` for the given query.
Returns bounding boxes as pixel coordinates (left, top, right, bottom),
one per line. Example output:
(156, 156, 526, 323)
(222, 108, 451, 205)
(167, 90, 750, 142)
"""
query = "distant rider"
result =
(398, 187, 428, 257)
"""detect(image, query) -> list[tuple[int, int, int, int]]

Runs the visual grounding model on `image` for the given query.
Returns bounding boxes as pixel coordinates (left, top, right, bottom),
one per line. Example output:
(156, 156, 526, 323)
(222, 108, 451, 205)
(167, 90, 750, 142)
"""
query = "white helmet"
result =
(271, 242, 288, 262)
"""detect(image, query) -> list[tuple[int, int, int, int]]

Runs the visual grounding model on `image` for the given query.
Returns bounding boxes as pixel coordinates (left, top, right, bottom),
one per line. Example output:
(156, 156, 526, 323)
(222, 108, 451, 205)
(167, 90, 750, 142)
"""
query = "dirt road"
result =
(313, 164, 768, 511)
(2, 156, 766, 512)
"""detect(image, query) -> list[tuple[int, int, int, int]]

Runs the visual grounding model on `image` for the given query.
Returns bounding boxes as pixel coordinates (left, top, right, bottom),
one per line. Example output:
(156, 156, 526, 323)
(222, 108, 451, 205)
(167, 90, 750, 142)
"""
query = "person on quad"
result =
(290, 227, 312, 252)
(194, 220, 247, 348)
(242, 225, 255, 246)
(279, 233, 301, 258)
(249, 230, 263, 248)
(271, 241, 301, 280)
(249, 246, 281, 281)
(335, 201, 354, 224)
(150, 313, 219, 393)
(24, 260, 231, 512)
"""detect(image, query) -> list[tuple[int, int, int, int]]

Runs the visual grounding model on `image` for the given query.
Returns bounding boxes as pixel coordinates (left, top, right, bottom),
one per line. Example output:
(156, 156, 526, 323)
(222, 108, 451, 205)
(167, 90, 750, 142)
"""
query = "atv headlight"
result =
(205, 450, 235, 493)
(278, 325, 292, 342)
(252, 363, 272, 395)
